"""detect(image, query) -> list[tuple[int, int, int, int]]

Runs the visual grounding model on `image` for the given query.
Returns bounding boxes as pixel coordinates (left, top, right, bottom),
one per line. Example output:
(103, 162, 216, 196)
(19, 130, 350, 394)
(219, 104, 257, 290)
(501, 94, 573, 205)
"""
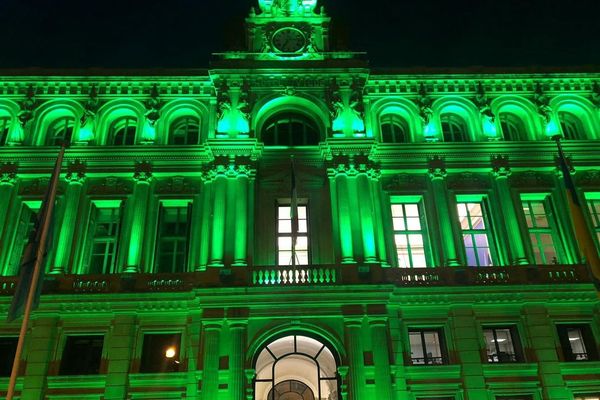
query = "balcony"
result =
(0, 264, 592, 296)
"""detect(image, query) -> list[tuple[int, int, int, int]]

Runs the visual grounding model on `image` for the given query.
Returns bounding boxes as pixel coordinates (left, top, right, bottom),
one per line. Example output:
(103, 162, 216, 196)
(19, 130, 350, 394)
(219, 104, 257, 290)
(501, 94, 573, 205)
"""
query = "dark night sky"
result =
(0, 0, 599, 69)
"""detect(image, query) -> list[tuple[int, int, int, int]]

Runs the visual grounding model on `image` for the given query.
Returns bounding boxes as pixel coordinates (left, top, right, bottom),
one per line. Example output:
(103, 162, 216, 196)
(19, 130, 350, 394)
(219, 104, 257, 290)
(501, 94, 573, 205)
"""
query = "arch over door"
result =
(254, 335, 339, 400)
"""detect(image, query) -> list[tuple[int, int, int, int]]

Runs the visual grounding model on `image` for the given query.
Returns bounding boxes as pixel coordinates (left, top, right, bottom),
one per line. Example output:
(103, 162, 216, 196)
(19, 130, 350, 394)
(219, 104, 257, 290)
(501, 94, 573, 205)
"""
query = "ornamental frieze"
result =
(510, 170, 554, 188)
(383, 173, 426, 191)
(447, 172, 489, 190)
(155, 176, 198, 194)
(88, 177, 131, 195)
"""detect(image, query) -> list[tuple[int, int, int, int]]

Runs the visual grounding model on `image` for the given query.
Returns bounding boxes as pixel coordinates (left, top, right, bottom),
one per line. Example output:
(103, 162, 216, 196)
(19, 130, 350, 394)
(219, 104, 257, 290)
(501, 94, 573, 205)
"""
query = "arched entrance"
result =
(254, 335, 339, 400)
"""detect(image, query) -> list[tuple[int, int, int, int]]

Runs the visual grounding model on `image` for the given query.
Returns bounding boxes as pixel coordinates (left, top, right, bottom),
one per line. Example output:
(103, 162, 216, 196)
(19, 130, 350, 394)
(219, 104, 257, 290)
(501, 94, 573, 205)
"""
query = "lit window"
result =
(409, 329, 445, 365)
(457, 200, 494, 267)
(521, 196, 561, 265)
(499, 113, 527, 141)
(110, 116, 137, 145)
(59, 335, 104, 375)
(380, 114, 409, 143)
(557, 325, 599, 362)
(155, 204, 191, 273)
(483, 327, 521, 363)
(574, 395, 600, 400)
(47, 116, 75, 145)
(140, 333, 181, 373)
(391, 202, 427, 268)
(169, 116, 200, 145)
(263, 112, 319, 146)
(585, 195, 600, 247)
(559, 112, 585, 140)
(0, 116, 10, 145)
(277, 204, 309, 265)
(0, 337, 18, 376)
(86, 204, 122, 274)
(440, 113, 468, 142)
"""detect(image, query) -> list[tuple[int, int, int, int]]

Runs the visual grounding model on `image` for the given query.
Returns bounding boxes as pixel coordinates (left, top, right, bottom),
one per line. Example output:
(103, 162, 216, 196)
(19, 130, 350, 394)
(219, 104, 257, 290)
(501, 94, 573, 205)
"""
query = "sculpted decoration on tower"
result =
(258, 0, 317, 16)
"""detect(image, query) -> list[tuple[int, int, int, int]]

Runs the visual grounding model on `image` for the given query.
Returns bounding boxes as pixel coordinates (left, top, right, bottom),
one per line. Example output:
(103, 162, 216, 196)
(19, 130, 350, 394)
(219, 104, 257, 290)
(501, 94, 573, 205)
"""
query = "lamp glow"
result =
(165, 347, 177, 358)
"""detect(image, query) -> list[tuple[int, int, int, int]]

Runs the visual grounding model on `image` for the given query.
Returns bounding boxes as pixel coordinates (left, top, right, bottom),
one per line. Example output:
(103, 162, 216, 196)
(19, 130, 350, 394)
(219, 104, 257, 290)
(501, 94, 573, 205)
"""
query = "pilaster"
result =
(104, 314, 137, 400)
(427, 157, 460, 266)
(491, 156, 529, 265)
(344, 318, 366, 400)
(368, 318, 393, 399)
(0, 163, 18, 255)
(200, 321, 222, 400)
(21, 316, 59, 399)
(228, 320, 248, 400)
(124, 162, 153, 273)
(51, 160, 86, 274)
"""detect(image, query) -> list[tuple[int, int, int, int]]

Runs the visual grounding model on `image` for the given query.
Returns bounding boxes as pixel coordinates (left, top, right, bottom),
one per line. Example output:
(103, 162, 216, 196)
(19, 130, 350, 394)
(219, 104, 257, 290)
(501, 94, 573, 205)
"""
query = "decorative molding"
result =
(0, 162, 18, 185)
(383, 173, 425, 191)
(447, 172, 489, 190)
(133, 161, 153, 182)
(511, 170, 554, 188)
(65, 160, 87, 184)
(88, 176, 131, 195)
(427, 156, 446, 180)
(156, 176, 198, 194)
(491, 155, 511, 178)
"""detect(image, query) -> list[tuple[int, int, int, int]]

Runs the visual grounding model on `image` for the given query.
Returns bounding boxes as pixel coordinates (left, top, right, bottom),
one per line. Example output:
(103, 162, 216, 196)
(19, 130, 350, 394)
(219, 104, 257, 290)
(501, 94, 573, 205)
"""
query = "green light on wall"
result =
(217, 109, 250, 137)
(332, 107, 364, 135)
(545, 118, 561, 137)
(482, 116, 498, 138)
(142, 120, 156, 142)
(78, 121, 95, 142)
(424, 121, 438, 141)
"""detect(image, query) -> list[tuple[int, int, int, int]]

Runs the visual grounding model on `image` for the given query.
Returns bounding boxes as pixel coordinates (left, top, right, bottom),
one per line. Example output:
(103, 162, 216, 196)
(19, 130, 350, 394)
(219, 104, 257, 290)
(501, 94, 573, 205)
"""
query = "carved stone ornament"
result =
(327, 154, 375, 177)
(20, 177, 51, 195)
(416, 83, 433, 125)
(0, 163, 18, 185)
(475, 82, 495, 120)
(447, 172, 488, 190)
(88, 177, 131, 195)
(80, 86, 101, 129)
(427, 156, 447, 180)
(66, 160, 87, 184)
(144, 84, 162, 126)
(533, 82, 553, 123)
(576, 169, 600, 187)
(491, 155, 511, 178)
(18, 85, 37, 127)
(133, 161, 153, 182)
(384, 173, 425, 191)
(156, 176, 197, 194)
(511, 170, 553, 188)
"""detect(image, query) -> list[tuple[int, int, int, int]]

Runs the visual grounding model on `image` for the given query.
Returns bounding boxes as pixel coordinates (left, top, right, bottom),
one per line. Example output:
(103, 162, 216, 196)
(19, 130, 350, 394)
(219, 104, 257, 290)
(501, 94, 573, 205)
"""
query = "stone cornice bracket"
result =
(491, 155, 511, 178)
(133, 161, 153, 183)
(427, 155, 446, 180)
(319, 138, 376, 161)
(0, 162, 18, 185)
(18, 85, 37, 127)
(327, 154, 378, 177)
(203, 156, 257, 180)
(554, 153, 575, 177)
(65, 160, 87, 184)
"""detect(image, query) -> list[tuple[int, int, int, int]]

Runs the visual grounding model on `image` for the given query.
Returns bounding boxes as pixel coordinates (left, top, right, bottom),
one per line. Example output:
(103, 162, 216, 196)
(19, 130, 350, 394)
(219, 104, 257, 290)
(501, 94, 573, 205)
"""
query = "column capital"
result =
(327, 154, 379, 178)
(427, 156, 446, 180)
(229, 320, 249, 330)
(202, 156, 257, 181)
(368, 318, 388, 327)
(0, 162, 18, 185)
(491, 155, 511, 179)
(65, 160, 86, 184)
(133, 161, 153, 183)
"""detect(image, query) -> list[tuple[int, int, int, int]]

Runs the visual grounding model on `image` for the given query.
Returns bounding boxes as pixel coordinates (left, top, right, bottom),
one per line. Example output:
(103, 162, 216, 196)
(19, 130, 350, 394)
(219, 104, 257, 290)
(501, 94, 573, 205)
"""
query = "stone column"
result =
(201, 322, 222, 400)
(369, 169, 389, 266)
(428, 159, 460, 266)
(0, 163, 18, 241)
(330, 166, 355, 263)
(210, 171, 227, 266)
(124, 162, 153, 273)
(186, 312, 203, 399)
(233, 165, 254, 266)
(357, 172, 377, 262)
(229, 321, 247, 400)
(369, 319, 393, 399)
(522, 304, 571, 400)
(344, 319, 366, 400)
(51, 161, 86, 274)
(104, 314, 137, 400)
(450, 306, 491, 400)
(21, 316, 59, 399)
(491, 159, 528, 265)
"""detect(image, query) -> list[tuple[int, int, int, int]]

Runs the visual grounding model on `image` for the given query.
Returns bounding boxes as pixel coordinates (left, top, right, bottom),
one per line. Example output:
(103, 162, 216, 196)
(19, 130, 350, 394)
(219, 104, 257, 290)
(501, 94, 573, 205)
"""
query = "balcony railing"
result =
(0, 264, 592, 296)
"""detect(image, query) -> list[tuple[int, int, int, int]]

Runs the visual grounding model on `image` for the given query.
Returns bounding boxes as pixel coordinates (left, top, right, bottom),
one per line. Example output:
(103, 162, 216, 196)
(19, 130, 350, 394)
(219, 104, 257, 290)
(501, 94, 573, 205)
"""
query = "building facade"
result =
(1, 1, 600, 399)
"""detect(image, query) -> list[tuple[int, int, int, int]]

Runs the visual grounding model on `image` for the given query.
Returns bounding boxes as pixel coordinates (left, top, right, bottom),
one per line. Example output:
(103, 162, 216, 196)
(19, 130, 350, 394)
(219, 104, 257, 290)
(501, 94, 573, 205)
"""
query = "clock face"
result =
(271, 27, 306, 54)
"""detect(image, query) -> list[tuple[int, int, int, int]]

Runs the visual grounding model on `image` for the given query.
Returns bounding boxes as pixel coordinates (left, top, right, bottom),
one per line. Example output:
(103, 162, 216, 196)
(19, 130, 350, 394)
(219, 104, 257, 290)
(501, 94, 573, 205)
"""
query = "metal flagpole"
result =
(553, 136, 600, 294)
(6, 142, 66, 400)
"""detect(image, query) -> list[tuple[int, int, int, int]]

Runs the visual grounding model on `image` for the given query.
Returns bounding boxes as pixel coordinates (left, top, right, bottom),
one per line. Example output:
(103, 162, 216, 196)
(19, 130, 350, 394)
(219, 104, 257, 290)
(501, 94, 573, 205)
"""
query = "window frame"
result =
(482, 326, 523, 363)
(0, 116, 11, 145)
(138, 331, 184, 373)
(276, 200, 310, 266)
(46, 116, 75, 146)
(408, 328, 448, 366)
(456, 195, 496, 267)
(58, 334, 105, 376)
(559, 111, 585, 140)
(380, 113, 409, 143)
(109, 116, 138, 145)
(84, 200, 124, 275)
(0, 336, 18, 377)
(440, 113, 469, 142)
(584, 193, 600, 250)
(154, 200, 192, 273)
(262, 112, 320, 146)
(169, 116, 200, 145)
(557, 324, 599, 362)
(520, 194, 563, 265)
(390, 196, 431, 268)
(499, 112, 527, 141)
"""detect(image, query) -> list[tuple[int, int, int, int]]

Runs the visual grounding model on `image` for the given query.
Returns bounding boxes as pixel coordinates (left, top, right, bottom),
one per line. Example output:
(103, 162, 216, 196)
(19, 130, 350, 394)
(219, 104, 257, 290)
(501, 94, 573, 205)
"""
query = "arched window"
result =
(499, 113, 527, 141)
(255, 335, 339, 400)
(169, 116, 200, 145)
(262, 113, 319, 146)
(440, 113, 468, 142)
(559, 112, 585, 140)
(47, 116, 75, 146)
(380, 114, 409, 143)
(0, 116, 10, 145)
(109, 116, 137, 145)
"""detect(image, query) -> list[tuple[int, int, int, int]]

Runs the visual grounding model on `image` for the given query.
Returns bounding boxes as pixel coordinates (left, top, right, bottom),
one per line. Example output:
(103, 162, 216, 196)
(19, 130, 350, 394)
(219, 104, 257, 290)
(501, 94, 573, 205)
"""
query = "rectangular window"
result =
(483, 327, 521, 363)
(521, 195, 560, 264)
(585, 194, 600, 247)
(409, 329, 445, 365)
(59, 335, 104, 375)
(140, 333, 181, 373)
(0, 337, 18, 376)
(277, 203, 309, 265)
(557, 324, 599, 362)
(456, 198, 494, 266)
(575, 395, 600, 400)
(155, 203, 191, 273)
(391, 199, 427, 268)
(87, 202, 122, 274)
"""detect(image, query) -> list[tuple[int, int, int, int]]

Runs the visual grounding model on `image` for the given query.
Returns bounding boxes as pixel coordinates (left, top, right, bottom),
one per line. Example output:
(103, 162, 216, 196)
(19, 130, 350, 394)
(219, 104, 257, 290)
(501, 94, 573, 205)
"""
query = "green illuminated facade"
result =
(1, 2, 600, 399)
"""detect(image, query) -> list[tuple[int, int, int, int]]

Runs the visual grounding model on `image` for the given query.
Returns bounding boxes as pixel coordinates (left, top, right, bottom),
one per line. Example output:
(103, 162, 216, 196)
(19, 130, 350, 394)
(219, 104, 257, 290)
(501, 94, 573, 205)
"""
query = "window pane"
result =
(140, 334, 181, 373)
(279, 220, 292, 233)
(59, 335, 104, 375)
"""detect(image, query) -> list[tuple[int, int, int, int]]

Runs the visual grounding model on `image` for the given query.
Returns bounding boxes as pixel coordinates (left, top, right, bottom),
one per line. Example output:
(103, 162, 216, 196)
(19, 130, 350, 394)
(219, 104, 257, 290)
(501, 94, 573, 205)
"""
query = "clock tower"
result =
(245, 0, 331, 59)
